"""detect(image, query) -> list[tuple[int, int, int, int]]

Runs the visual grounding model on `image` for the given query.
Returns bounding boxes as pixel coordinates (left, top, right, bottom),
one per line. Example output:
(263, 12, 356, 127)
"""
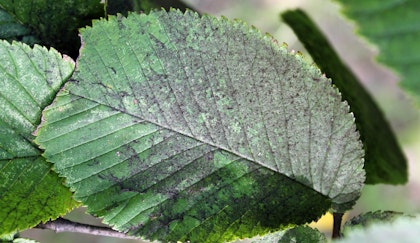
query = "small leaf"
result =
(0, 0, 104, 57)
(250, 226, 327, 243)
(0, 41, 78, 235)
(332, 0, 420, 105)
(343, 210, 407, 230)
(12, 239, 39, 243)
(338, 215, 420, 243)
(36, 10, 364, 242)
(281, 9, 407, 184)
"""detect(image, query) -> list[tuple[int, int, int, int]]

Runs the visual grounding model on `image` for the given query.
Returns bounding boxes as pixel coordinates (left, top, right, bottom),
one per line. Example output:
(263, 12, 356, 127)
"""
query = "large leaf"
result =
(0, 0, 104, 58)
(281, 9, 407, 184)
(35, 10, 364, 242)
(0, 40, 78, 235)
(333, 0, 420, 105)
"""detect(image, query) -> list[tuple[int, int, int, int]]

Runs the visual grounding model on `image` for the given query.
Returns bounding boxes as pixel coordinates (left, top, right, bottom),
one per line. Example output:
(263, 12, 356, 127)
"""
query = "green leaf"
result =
(0, 0, 104, 58)
(0, 41, 78, 235)
(338, 215, 420, 243)
(250, 226, 327, 243)
(35, 10, 364, 242)
(0, 233, 39, 243)
(332, 0, 420, 105)
(0, 8, 39, 45)
(281, 9, 407, 184)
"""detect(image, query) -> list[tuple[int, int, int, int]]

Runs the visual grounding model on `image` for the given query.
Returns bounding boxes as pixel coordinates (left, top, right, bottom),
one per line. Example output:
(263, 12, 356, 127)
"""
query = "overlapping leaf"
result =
(333, 0, 420, 105)
(35, 10, 364, 242)
(0, 41, 78, 235)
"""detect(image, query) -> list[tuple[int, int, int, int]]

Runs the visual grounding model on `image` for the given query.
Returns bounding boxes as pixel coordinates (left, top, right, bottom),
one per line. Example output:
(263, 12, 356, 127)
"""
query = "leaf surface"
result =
(281, 9, 407, 184)
(36, 10, 364, 242)
(333, 0, 420, 105)
(0, 41, 78, 235)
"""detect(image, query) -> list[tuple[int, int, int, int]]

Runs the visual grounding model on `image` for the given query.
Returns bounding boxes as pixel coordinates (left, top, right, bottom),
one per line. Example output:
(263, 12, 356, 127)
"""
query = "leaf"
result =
(12, 239, 39, 243)
(250, 226, 327, 243)
(35, 10, 364, 242)
(343, 210, 407, 231)
(0, 40, 78, 235)
(0, 8, 39, 45)
(0, 232, 39, 243)
(0, 0, 104, 58)
(281, 9, 407, 185)
(332, 0, 420, 105)
(338, 215, 420, 243)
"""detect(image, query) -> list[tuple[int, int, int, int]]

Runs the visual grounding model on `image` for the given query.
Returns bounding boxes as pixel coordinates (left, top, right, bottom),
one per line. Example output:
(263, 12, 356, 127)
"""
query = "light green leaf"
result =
(250, 226, 327, 243)
(0, 232, 39, 243)
(35, 10, 364, 242)
(0, 0, 104, 57)
(13, 239, 39, 243)
(0, 41, 78, 235)
(333, 0, 420, 105)
(281, 9, 407, 184)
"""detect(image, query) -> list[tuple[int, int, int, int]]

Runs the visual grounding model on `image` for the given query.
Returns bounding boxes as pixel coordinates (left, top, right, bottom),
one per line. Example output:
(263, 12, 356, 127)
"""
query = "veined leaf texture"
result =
(35, 10, 365, 242)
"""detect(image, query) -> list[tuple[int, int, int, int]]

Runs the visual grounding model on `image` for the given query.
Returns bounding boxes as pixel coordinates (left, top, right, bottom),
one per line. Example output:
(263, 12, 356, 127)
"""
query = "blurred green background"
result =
(21, 0, 420, 242)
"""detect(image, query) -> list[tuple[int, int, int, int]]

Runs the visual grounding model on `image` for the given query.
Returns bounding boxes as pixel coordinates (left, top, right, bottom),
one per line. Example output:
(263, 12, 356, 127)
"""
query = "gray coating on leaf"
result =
(35, 9, 364, 242)
(0, 40, 73, 159)
(71, 10, 364, 207)
(0, 40, 77, 235)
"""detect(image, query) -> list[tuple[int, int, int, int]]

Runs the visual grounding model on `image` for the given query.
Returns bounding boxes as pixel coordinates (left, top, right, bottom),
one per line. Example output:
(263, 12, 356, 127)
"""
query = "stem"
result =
(332, 212, 344, 238)
(36, 218, 139, 240)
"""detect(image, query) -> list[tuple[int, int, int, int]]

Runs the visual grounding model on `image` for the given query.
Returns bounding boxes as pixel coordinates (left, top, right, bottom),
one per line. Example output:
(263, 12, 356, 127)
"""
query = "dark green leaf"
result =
(332, 0, 420, 105)
(0, 41, 78, 235)
(35, 10, 364, 242)
(0, 8, 39, 45)
(0, 0, 104, 58)
(281, 9, 407, 184)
